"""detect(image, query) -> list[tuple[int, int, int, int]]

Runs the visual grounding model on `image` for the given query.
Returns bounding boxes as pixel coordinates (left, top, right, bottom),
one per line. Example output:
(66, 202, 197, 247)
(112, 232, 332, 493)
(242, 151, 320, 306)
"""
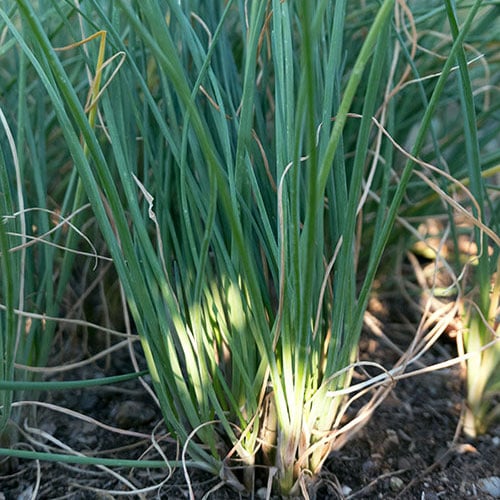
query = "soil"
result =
(1, 296, 499, 499)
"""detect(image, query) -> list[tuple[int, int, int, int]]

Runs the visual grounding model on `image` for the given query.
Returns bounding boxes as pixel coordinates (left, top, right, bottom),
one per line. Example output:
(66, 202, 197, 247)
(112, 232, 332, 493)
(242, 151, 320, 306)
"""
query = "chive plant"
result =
(442, 1, 499, 437)
(2, 0, 492, 495)
(0, 5, 80, 443)
(388, 1, 500, 437)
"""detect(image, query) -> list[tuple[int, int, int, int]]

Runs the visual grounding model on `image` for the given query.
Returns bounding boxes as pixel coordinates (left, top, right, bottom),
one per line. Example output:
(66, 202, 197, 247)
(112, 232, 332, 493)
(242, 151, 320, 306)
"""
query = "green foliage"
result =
(0, 0, 497, 495)
(0, 2, 109, 442)
(443, 0, 500, 437)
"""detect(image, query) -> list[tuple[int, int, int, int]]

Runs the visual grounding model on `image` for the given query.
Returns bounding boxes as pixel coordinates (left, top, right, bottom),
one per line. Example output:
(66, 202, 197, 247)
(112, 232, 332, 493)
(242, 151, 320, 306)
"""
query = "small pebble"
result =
(341, 485, 352, 495)
(390, 477, 404, 491)
(362, 458, 380, 478)
(421, 493, 439, 500)
(478, 476, 500, 498)
(256, 487, 269, 499)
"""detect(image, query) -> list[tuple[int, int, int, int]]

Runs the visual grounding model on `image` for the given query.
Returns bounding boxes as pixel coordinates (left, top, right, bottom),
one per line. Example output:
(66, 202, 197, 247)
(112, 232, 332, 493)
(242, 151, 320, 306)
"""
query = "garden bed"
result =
(1, 314, 498, 499)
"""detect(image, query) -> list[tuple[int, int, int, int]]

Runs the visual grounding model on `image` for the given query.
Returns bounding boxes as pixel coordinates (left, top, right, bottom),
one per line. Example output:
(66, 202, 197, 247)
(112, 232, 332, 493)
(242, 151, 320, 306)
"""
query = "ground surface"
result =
(1, 300, 499, 499)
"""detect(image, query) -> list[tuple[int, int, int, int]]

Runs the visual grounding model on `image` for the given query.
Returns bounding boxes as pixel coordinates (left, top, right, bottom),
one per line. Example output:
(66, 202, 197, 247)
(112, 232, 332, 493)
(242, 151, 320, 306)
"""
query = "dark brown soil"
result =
(325, 364, 500, 499)
(1, 309, 498, 499)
